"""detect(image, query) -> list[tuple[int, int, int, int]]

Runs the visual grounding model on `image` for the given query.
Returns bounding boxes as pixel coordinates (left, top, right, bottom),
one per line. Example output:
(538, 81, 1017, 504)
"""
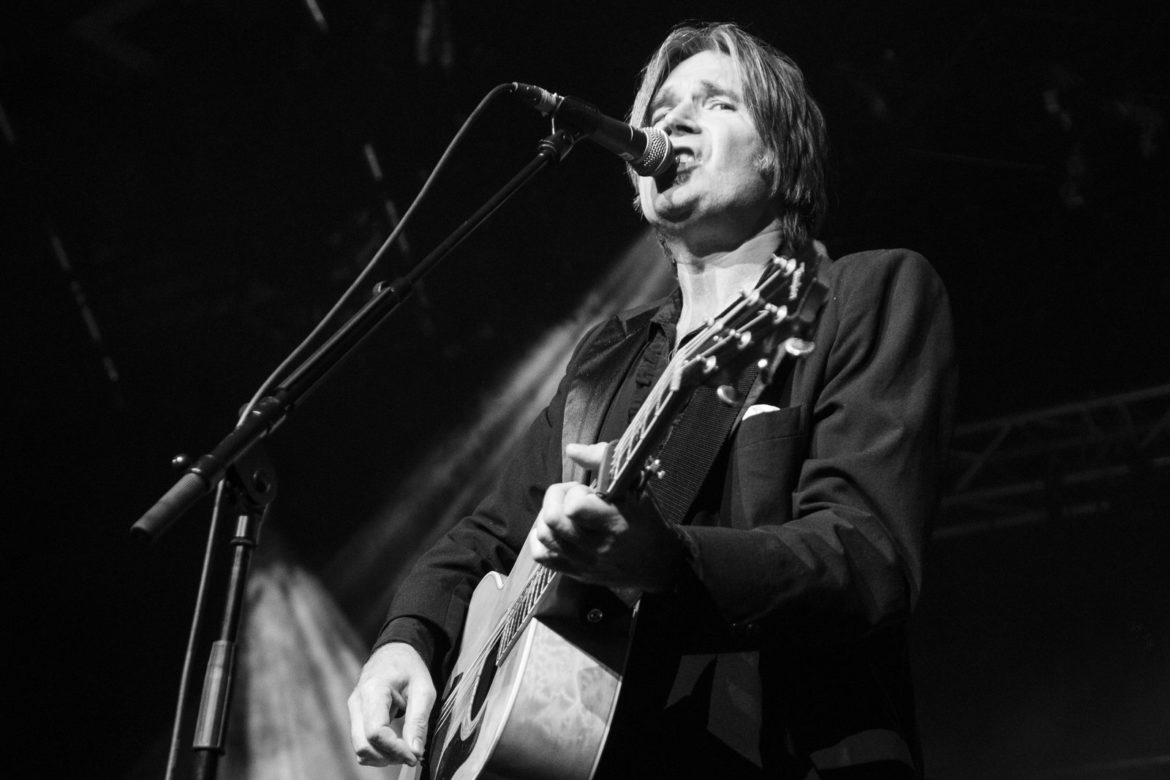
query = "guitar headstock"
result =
(673, 248, 828, 396)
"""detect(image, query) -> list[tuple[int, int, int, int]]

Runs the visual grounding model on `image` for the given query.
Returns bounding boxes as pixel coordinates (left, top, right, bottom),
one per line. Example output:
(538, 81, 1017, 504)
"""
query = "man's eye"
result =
(709, 100, 735, 111)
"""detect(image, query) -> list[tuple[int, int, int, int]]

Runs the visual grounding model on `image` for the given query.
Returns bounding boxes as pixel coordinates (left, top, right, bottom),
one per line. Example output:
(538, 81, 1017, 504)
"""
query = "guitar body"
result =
(428, 539, 635, 780)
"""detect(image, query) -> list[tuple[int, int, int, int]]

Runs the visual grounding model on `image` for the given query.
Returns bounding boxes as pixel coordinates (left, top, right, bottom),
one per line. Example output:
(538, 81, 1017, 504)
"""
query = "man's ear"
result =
(757, 148, 780, 196)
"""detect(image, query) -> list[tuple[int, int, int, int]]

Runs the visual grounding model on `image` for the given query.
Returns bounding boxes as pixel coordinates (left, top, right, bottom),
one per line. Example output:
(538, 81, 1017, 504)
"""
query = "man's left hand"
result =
(529, 442, 686, 592)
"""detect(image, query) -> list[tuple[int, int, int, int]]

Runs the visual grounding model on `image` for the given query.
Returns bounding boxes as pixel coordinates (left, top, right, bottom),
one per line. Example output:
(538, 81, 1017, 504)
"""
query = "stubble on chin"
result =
(644, 195, 693, 236)
(643, 174, 695, 226)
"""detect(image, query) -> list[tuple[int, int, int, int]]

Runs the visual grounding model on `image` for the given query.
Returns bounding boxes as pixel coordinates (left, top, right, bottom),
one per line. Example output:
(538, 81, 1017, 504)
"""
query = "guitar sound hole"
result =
(469, 641, 499, 720)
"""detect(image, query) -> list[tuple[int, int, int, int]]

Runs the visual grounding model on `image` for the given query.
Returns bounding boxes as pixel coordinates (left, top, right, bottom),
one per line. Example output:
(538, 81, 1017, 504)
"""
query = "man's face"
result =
(638, 50, 774, 243)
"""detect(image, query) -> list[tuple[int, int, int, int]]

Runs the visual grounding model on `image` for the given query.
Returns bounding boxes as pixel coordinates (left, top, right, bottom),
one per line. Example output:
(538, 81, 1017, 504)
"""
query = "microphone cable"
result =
(236, 83, 518, 426)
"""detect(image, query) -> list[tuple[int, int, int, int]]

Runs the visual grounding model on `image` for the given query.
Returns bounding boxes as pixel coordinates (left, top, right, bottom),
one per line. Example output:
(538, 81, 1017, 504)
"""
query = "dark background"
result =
(5, 1, 1168, 777)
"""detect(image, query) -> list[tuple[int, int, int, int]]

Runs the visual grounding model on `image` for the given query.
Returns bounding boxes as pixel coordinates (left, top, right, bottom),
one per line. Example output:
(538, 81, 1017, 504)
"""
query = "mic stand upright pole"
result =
(190, 453, 273, 780)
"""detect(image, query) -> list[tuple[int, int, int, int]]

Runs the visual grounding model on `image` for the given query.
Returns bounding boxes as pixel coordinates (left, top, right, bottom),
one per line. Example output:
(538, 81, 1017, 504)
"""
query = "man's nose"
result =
(662, 103, 698, 135)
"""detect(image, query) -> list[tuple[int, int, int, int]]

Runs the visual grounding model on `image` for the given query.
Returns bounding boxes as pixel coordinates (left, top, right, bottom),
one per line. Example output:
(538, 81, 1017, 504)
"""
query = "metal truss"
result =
(937, 384, 1170, 539)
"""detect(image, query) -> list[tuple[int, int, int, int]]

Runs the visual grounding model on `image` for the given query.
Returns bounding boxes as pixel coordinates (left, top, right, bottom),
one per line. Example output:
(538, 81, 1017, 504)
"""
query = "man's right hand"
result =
(348, 642, 436, 767)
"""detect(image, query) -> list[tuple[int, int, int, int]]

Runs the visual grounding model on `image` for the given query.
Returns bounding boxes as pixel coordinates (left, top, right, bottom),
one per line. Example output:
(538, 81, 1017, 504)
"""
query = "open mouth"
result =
(656, 152, 695, 187)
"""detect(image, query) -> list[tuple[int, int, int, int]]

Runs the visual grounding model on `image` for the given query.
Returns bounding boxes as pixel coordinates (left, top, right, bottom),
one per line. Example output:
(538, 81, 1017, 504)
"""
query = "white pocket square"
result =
(743, 403, 781, 420)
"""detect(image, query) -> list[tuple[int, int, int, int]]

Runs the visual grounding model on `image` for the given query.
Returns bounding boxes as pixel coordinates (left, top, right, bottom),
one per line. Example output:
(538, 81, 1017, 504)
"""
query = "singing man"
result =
(349, 21, 956, 779)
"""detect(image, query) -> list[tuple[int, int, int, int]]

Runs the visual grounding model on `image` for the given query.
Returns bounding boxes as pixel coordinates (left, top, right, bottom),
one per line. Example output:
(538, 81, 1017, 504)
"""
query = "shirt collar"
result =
(649, 286, 684, 328)
(648, 228, 785, 330)
(616, 228, 787, 335)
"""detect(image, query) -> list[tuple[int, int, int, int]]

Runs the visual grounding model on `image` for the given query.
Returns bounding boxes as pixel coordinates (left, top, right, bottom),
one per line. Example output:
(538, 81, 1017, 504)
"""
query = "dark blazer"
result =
(378, 248, 957, 777)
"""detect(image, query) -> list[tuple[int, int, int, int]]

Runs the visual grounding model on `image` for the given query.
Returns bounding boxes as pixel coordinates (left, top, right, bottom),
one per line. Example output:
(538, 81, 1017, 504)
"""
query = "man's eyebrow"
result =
(649, 85, 677, 113)
(650, 79, 742, 113)
(696, 79, 742, 100)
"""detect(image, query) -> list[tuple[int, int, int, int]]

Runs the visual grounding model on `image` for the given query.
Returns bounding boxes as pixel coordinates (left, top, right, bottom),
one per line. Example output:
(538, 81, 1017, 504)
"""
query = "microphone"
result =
(511, 82, 673, 177)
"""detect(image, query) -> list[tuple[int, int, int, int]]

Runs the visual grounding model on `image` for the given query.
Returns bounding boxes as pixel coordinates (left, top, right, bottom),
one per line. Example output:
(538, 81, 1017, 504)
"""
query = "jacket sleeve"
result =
(670, 249, 957, 649)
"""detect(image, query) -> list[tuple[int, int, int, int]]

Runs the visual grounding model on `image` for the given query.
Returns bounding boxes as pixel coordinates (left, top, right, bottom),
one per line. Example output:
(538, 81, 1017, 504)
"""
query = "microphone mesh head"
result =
(633, 128, 673, 177)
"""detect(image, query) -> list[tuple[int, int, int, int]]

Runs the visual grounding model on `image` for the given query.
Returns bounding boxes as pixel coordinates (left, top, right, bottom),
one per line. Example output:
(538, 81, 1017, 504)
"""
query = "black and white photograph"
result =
(5, 2, 1168, 778)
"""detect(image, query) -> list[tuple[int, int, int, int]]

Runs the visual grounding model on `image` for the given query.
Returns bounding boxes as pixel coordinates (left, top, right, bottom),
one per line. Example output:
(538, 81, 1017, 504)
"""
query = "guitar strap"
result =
(644, 362, 759, 526)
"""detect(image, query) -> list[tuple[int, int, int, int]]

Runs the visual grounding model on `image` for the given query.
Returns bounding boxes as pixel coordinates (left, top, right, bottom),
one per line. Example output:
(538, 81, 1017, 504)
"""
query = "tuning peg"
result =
(716, 384, 743, 406)
(783, 338, 816, 356)
(644, 458, 667, 480)
(771, 254, 797, 274)
(764, 303, 789, 323)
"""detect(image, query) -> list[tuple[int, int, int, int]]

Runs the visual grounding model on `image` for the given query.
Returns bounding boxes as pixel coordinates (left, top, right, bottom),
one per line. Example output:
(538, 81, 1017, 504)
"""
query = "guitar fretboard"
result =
(498, 562, 556, 655)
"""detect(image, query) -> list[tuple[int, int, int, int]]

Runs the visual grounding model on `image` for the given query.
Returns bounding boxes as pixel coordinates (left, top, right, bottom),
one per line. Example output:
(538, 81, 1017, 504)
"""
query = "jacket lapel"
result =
(561, 302, 664, 483)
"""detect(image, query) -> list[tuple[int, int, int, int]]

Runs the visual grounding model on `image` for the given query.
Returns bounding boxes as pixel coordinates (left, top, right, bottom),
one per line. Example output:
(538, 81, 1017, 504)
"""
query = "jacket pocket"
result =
(736, 403, 807, 444)
(728, 404, 808, 527)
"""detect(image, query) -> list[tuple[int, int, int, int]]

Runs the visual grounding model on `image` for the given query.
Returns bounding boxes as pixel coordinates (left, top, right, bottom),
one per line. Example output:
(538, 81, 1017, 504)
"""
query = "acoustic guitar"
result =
(412, 249, 827, 780)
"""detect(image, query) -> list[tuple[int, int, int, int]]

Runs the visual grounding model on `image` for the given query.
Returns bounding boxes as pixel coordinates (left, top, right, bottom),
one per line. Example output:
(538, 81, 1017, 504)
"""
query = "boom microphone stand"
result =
(133, 126, 581, 780)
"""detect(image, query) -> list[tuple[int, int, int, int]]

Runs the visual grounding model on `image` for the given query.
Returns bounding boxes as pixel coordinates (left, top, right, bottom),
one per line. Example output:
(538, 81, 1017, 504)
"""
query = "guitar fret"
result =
(611, 444, 627, 477)
(505, 606, 519, 644)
